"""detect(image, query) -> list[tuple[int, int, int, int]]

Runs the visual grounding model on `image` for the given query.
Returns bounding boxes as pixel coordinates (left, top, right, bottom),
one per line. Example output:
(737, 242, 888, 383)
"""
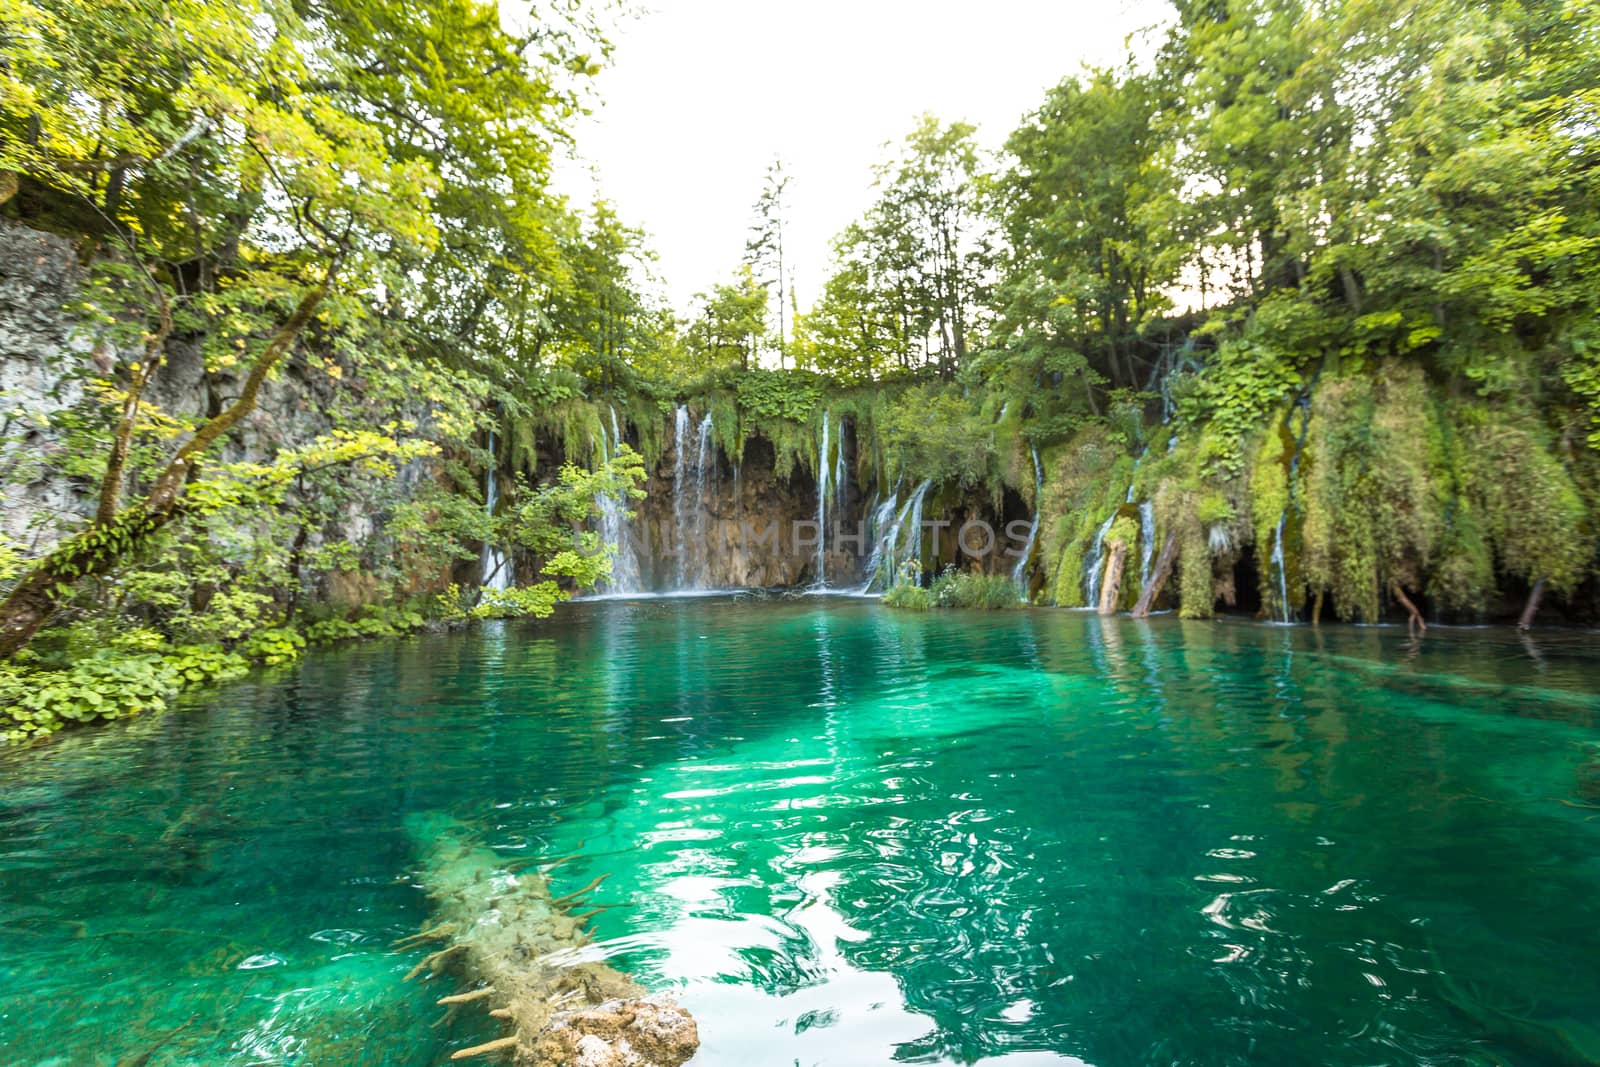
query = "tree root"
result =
(404, 943, 466, 982)
(402, 813, 698, 1067)
(393, 922, 455, 949)
(452, 1035, 519, 1060)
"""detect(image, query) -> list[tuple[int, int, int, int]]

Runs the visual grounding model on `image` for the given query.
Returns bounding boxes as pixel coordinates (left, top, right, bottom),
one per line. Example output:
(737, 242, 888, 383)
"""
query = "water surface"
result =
(3, 600, 1599, 1065)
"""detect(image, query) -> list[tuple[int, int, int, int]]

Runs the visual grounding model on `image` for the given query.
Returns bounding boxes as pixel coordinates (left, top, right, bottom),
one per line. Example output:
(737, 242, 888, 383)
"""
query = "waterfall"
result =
(594, 406, 641, 594)
(897, 480, 932, 580)
(479, 429, 512, 592)
(1081, 511, 1117, 609)
(1011, 446, 1043, 597)
(692, 411, 715, 583)
(814, 413, 831, 586)
(857, 489, 901, 593)
(672, 405, 691, 589)
(1138, 501, 1156, 591)
(1270, 514, 1290, 624)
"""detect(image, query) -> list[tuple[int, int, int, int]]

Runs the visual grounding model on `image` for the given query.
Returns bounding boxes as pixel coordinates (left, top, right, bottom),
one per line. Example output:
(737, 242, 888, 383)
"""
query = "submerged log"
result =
(402, 813, 699, 1067)
(1132, 533, 1177, 619)
(1098, 539, 1129, 615)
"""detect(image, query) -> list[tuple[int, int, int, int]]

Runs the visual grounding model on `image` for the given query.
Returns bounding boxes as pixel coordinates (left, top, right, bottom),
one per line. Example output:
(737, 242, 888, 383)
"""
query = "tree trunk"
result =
(1517, 577, 1546, 631)
(0, 260, 338, 659)
(1132, 533, 1177, 618)
(1390, 581, 1427, 634)
(1098, 539, 1129, 615)
(97, 291, 174, 525)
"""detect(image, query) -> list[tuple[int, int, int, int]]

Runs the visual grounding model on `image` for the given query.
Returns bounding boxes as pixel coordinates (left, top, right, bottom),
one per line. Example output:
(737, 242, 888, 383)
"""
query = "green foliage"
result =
(0, 638, 252, 742)
(885, 563, 1018, 612)
(237, 627, 307, 667)
(735, 371, 823, 423)
(883, 583, 932, 611)
(879, 385, 1001, 491)
(929, 568, 1020, 610)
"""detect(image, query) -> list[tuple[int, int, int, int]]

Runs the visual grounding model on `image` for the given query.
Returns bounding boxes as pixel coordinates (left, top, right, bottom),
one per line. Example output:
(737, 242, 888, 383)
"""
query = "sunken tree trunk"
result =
(399, 813, 699, 1066)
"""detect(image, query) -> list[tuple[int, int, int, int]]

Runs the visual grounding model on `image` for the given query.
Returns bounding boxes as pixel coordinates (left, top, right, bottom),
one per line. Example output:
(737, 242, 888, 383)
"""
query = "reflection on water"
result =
(3, 602, 1600, 1065)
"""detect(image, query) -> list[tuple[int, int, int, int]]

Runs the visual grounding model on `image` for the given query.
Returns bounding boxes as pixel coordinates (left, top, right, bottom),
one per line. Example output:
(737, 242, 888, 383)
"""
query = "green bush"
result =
(930, 568, 1022, 610)
(885, 566, 1019, 611)
(884, 583, 932, 611)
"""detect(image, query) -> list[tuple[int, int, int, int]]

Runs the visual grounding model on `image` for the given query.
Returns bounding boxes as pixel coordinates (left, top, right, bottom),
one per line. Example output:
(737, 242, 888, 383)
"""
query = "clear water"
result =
(4, 600, 1600, 1066)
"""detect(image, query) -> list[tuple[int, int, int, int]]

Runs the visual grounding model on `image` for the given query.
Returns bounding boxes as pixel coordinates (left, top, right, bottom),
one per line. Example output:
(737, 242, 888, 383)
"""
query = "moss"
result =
(1036, 424, 1137, 608)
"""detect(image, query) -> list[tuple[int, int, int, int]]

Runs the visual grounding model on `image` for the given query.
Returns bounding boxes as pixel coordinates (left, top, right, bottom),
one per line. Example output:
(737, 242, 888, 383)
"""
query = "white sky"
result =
(552, 0, 1175, 313)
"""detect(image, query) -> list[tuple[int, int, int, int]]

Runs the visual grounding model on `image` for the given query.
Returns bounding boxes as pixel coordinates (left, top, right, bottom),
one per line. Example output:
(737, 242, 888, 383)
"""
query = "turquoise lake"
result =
(3, 598, 1600, 1065)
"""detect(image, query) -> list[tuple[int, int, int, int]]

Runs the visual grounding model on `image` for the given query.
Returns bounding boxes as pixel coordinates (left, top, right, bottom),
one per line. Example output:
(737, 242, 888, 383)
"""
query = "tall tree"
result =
(997, 68, 1182, 396)
(744, 158, 792, 367)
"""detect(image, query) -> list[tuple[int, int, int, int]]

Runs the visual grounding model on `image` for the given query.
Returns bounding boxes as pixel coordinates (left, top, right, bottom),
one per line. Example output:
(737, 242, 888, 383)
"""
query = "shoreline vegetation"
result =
(4, 0, 1600, 744)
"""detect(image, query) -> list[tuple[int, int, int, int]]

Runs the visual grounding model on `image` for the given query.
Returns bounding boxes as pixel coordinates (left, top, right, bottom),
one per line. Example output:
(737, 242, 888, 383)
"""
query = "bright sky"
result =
(554, 0, 1175, 313)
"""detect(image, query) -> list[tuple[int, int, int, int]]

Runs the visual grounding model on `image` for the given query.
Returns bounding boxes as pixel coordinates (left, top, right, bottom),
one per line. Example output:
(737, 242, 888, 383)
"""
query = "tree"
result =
(803, 116, 992, 381)
(684, 267, 770, 373)
(745, 158, 792, 366)
(0, 0, 607, 658)
(996, 69, 1181, 396)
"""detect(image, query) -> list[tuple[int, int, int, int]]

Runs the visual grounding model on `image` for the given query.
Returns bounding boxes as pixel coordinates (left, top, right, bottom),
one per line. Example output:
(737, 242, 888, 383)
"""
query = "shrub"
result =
(884, 582, 932, 611)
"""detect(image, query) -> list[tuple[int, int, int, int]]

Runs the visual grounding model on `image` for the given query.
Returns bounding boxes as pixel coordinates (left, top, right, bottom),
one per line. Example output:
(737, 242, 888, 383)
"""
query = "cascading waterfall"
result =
(814, 413, 831, 586)
(1138, 501, 1157, 591)
(692, 412, 715, 582)
(1011, 446, 1043, 596)
(593, 406, 641, 594)
(1269, 514, 1290, 624)
(858, 489, 901, 593)
(854, 478, 933, 593)
(479, 429, 512, 592)
(897, 479, 932, 580)
(1081, 511, 1118, 609)
(672, 405, 691, 589)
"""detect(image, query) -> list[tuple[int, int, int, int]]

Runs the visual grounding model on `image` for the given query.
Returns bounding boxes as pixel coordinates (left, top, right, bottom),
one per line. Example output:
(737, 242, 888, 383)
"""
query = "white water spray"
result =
(594, 406, 641, 594)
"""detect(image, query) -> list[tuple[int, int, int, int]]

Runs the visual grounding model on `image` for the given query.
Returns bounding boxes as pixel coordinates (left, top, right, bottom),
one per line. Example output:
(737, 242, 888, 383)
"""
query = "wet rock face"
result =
(0, 219, 437, 582)
(629, 432, 864, 591)
(524, 995, 700, 1067)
